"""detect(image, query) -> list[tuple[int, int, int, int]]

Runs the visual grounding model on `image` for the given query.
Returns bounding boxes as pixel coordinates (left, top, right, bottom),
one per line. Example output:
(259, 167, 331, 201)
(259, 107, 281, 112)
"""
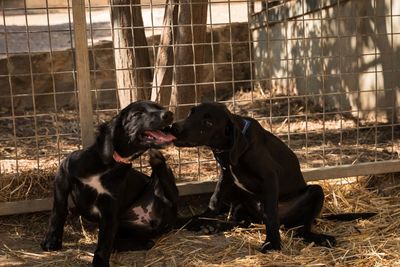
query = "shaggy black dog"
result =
(41, 101, 178, 266)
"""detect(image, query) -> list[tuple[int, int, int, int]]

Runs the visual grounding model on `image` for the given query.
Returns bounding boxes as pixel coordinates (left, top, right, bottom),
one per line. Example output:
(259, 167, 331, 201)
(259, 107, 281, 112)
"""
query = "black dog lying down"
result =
(172, 103, 375, 252)
(41, 101, 178, 266)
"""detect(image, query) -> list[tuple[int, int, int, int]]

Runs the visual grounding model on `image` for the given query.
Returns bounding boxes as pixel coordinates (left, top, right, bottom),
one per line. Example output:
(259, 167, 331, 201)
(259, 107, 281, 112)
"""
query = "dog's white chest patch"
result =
(81, 174, 111, 196)
(132, 202, 154, 226)
(91, 205, 101, 217)
(229, 166, 253, 194)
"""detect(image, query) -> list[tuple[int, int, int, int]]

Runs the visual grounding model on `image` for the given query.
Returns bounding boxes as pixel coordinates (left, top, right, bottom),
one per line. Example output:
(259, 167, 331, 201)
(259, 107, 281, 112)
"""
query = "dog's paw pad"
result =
(40, 239, 62, 251)
(199, 224, 216, 234)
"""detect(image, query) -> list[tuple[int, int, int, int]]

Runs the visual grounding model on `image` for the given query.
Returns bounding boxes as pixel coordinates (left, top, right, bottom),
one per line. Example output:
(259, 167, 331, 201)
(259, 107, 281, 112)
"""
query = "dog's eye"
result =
(132, 112, 141, 118)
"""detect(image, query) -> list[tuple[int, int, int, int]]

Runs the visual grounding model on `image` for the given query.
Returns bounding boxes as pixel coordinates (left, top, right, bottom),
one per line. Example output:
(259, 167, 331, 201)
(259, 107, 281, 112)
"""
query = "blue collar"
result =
(213, 118, 251, 155)
(242, 119, 251, 135)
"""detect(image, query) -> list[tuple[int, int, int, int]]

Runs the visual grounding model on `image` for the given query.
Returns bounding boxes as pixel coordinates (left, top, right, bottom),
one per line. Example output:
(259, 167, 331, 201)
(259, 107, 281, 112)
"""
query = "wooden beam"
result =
(177, 180, 216, 196)
(1, 160, 399, 216)
(303, 160, 400, 181)
(72, 0, 95, 148)
(0, 198, 53, 216)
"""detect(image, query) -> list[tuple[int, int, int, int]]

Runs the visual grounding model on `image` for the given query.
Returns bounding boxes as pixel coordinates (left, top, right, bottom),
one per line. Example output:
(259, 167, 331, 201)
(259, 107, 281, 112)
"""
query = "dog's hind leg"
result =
(279, 184, 336, 247)
(113, 224, 156, 252)
(41, 166, 71, 251)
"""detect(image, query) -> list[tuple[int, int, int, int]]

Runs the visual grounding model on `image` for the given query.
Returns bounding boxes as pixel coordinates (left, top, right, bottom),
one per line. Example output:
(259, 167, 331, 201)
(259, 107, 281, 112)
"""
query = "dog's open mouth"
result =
(142, 127, 176, 145)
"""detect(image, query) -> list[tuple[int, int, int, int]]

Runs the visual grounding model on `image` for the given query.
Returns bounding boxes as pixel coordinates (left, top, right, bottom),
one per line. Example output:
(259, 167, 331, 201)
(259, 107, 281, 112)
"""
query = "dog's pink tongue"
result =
(145, 130, 176, 142)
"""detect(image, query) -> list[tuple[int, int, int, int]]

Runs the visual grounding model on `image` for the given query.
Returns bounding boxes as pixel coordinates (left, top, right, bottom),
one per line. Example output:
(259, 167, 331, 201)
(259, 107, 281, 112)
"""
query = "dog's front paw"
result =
(186, 218, 235, 234)
(186, 220, 217, 234)
(92, 254, 109, 267)
(199, 224, 217, 234)
(148, 149, 166, 167)
(40, 236, 62, 251)
(259, 241, 281, 253)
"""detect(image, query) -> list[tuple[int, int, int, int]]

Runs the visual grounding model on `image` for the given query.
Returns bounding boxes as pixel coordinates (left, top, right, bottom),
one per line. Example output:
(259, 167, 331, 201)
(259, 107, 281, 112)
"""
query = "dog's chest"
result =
(81, 174, 112, 196)
(215, 153, 254, 194)
(229, 166, 254, 194)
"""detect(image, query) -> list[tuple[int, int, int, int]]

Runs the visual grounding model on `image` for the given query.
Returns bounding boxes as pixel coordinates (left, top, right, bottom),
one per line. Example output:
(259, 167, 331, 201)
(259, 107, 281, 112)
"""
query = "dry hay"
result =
(0, 168, 56, 202)
(1, 174, 400, 266)
(114, 175, 400, 267)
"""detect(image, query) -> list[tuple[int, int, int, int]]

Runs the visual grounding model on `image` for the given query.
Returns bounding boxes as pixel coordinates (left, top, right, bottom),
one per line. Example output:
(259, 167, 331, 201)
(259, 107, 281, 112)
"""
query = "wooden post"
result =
(72, 0, 95, 148)
(170, 0, 208, 118)
(151, 0, 178, 106)
(110, 0, 152, 108)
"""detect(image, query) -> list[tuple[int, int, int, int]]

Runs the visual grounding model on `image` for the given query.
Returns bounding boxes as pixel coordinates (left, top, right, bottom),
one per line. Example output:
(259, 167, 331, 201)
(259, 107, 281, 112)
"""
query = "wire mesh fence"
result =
(0, 0, 399, 208)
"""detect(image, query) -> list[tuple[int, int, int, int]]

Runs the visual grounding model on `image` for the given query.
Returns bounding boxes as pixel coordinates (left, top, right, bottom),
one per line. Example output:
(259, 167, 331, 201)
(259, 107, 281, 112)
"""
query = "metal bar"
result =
(44, 0, 62, 165)
(1, 1, 19, 175)
(72, 0, 95, 148)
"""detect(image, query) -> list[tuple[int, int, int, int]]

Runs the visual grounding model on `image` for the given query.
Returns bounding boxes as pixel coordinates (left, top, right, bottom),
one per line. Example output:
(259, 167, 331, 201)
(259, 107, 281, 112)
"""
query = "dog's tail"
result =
(322, 212, 377, 221)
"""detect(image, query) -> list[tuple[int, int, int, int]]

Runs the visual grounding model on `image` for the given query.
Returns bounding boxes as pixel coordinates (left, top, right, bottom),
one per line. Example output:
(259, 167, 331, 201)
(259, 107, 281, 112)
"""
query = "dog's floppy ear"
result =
(226, 109, 248, 166)
(96, 118, 116, 164)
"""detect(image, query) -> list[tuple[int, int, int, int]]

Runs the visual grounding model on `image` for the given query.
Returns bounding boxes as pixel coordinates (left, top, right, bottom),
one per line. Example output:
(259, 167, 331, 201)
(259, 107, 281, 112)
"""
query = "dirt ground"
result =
(0, 175, 400, 266)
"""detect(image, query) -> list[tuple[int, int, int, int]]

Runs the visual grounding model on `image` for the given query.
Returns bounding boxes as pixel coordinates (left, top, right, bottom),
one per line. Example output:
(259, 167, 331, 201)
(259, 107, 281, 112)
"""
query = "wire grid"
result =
(0, 0, 80, 177)
(248, 0, 399, 171)
(0, 0, 399, 193)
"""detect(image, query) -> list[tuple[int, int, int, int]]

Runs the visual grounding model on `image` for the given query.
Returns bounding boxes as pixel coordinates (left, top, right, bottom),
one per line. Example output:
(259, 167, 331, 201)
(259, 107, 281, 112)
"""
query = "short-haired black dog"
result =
(41, 101, 178, 266)
(172, 102, 367, 252)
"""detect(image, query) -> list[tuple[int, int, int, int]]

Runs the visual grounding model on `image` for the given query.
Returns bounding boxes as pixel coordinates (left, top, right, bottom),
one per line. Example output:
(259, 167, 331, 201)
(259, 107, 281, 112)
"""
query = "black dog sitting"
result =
(41, 101, 178, 266)
(171, 102, 337, 252)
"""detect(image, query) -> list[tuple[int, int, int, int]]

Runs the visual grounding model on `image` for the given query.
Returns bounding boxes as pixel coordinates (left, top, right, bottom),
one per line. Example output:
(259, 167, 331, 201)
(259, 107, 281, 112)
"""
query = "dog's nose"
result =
(161, 111, 173, 122)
